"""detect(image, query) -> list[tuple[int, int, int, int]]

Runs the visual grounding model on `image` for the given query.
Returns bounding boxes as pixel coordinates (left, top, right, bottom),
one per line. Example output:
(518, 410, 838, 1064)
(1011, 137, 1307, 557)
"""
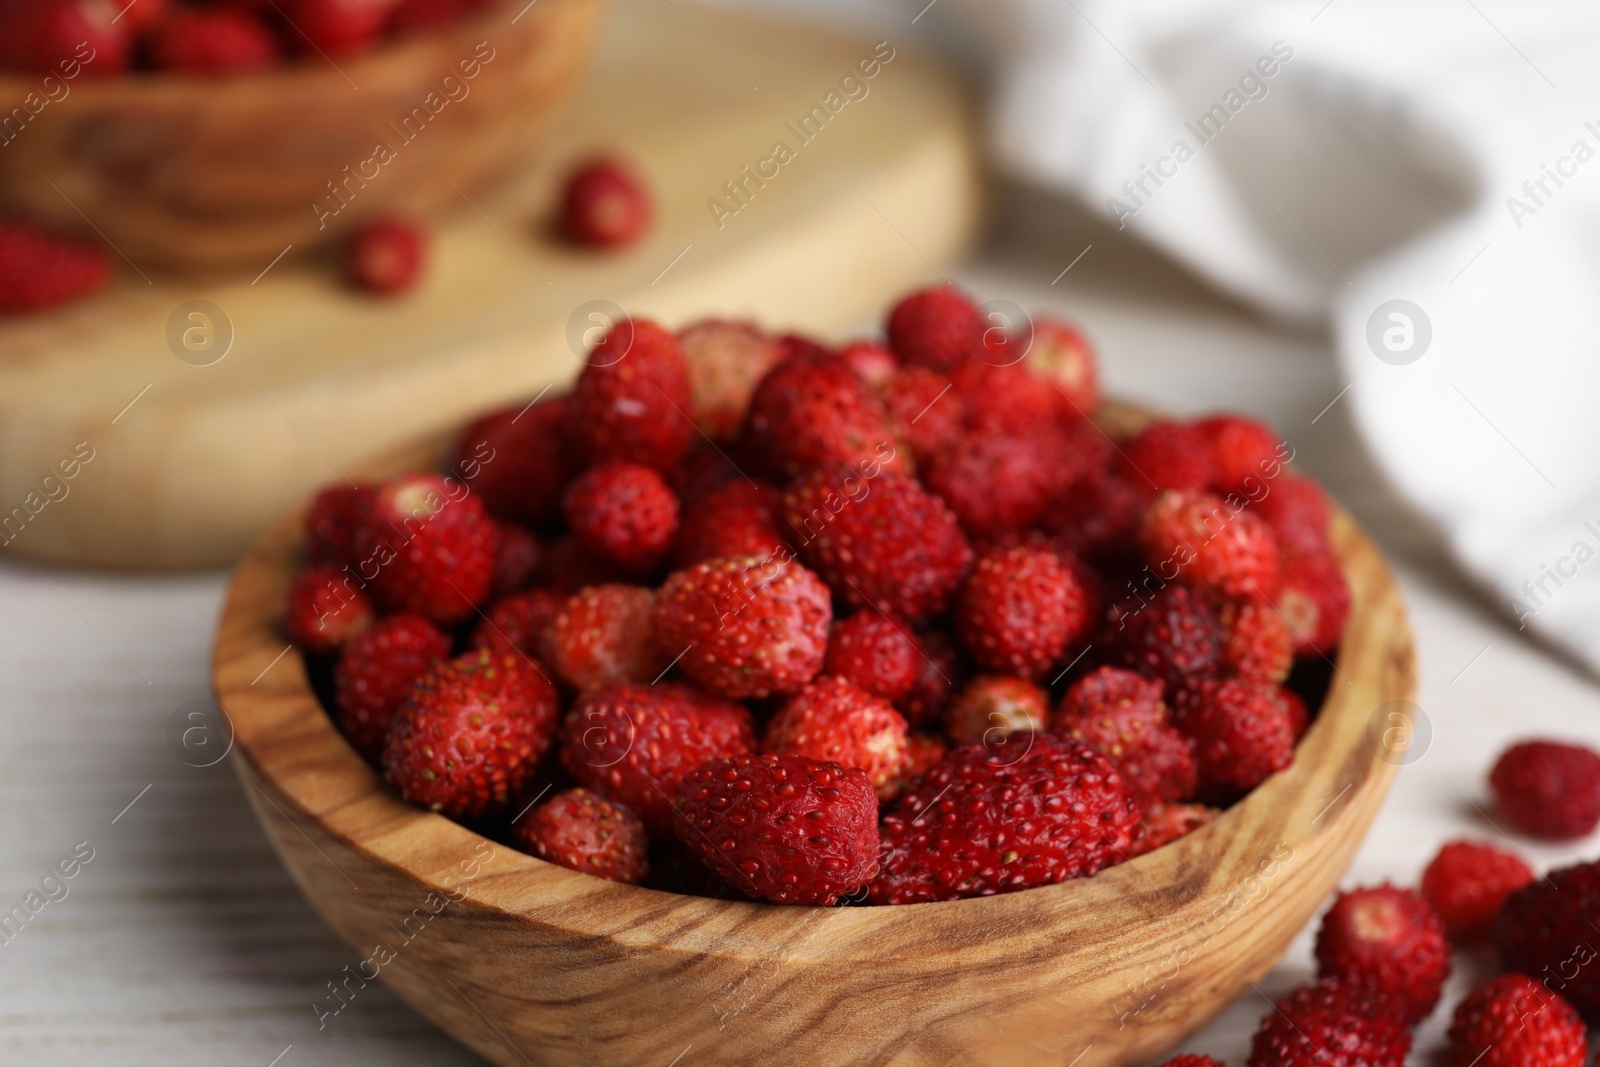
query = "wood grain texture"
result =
(0, 0, 602, 269)
(211, 400, 1417, 1067)
(0, 0, 981, 571)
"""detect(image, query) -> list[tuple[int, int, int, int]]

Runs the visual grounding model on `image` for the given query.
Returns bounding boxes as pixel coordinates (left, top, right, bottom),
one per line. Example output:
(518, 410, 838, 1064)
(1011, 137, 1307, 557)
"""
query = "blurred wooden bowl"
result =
(0, 0, 601, 271)
(212, 401, 1416, 1067)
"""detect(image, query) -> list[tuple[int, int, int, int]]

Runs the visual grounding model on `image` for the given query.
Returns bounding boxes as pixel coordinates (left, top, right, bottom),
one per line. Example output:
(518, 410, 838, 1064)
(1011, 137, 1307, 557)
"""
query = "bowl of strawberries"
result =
(213, 286, 1415, 1067)
(0, 0, 600, 270)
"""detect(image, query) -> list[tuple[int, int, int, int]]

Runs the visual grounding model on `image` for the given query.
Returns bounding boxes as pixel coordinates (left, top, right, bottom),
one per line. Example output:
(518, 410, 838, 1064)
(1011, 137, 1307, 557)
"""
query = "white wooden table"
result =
(1, 186, 1595, 1067)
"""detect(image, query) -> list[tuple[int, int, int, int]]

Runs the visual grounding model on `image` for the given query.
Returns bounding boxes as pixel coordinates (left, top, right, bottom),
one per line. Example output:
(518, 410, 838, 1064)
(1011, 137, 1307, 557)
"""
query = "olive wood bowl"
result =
(211, 400, 1416, 1067)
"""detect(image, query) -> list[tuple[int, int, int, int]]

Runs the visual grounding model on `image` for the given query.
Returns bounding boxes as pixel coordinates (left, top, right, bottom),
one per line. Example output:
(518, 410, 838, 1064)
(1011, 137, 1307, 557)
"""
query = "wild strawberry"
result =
(1248, 979, 1411, 1067)
(470, 588, 562, 660)
(560, 682, 755, 834)
(674, 752, 880, 906)
(784, 468, 972, 624)
(382, 649, 560, 820)
(281, 0, 392, 56)
(870, 734, 1141, 904)
(1129, 803, 1213, 858)
(925, 429, 1080, 540)
(743, 356, 904, 481)
(0, 0, 130, 76)
(490, 522, 541, 598)
(838, 340, 897, 387)
(955, 546, 1088, 678)
(880, 366, 963, 466)
(653, 554, 831, 699)
(333, 614, 450, 764)
(1174, 678, 1295, 800)
(1282, 687, 1310, 741)
(304, 481, 376, 568)
(943, 675, 1048, 746)
(671, 479, 788, 570)
(883, 732, 948, 799)
(763, 676, 909, 796)
(886, 285, 982, 371)
(1215, 599, 1293, 683)
(562, 462, 679, 574)
(1102, 585, 1221, 690)
(1277, 549, 1350, 656)
(285, 565, 373, 656)
(1046, 466, 1148, 565)
(1449, 975, 1588, 1067)
(539, 584, 664, 692)
(1315, 884, 1450, 1022)
(895, 627, 961, 729)
(676, 319, 784, 440)
(1489, 739, 1600, 840)
(0, 217, 112, 313)
(1254, 475, 1332, 556)
(1121, 421, 1216, 493)
(571, 318, 695, 473)
(1497, 860, 1600, 1023)
(1195, 414, 1287, 496)
(346, 217, 426, 295)
(777, 332, 831, 362)
(356, 473, 498, 626)
(1024, 316, 1099, 415)
(949, 360, 1062, 434)
(148, 8, 279, 74)
(514, 787, 648, 884)
(1137, 489, 1281, 601)
(824, 611, 921, 702)
(560, 157, 652, 248)
(1421, 840, 1535, 944)
(451, 397, 575, 530)
(1056, 666, 1197, 804)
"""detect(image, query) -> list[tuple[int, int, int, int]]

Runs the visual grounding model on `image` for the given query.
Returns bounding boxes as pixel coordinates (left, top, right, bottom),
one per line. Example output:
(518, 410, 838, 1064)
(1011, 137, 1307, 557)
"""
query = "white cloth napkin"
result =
(726, 0, 1600, 673)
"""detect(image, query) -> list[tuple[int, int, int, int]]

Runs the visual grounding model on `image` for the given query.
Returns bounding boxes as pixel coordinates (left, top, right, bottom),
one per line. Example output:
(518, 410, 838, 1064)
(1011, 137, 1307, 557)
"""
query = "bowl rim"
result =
(212, 398, 1416, 966)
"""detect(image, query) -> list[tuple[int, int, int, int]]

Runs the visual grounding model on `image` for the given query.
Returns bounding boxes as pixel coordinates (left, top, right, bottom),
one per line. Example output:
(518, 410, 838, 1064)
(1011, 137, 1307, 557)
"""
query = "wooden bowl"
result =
(0, 0, 601, 272)
(212, 402, 1416, 1067)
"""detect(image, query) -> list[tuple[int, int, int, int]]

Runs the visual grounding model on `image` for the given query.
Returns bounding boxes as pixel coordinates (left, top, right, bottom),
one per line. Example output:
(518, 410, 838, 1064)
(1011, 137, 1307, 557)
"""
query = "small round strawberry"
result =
(560, 682, 755, 834)
(1102, 585, 1221, 689)
(1056, 666, 1197, 804)
(673, 752, 880, 905)
(451, 397, 575, 529)
(1277, 548, 1350, 656)
(1138, 490, 1281, 601)
(1046, 466, 1148, 565)
(514, 788, 648, 884)
(1421, 840, 1535, 944)
(880, 366, 963, 467)
(886, 285, 982, 371)
(356, 473, 498, 626)
(671, 478, 788, 570)
(824, 612, 921, 702)
(763, 676, 909, 796)
(1248, 979, 1411, 1067)
(676, 319, 784, 441)
(1449, 975, 1587, 1067)
(280, 0, 392, 54)
(285, 565, 373, 656)
(1215, 599, 1293, 683)
(1121, 421, 1217, 493)
(1173, 677, 1295, 800)
(304, 481, 376, 568)
(870, 734, 1141, 904)
(883, 732, 949, 800)
(0, 217, 113, 313)
(333, 614, 450, 764)
(1489, 739, 1600, 840)
(895, 627, 962, 729)
(949, 360, 1062, 434)
(743, 356, 904, 481)
(571, 318, 695, 473)
(490, 522, 541, 598)
(1195, 414, 1286, 495)
(346, 217, 426, 296)
(0, 0, 130, 76)
(838, 340, 897, 387)
(560, 157, 652, 248)
(382, 649, 560, 819)
(956, 546, 1088, 678)
(1497, 861, 1600, 1022)
(148, 8, 279, 74)
(1254, 475, 1332, 556)
(1282, 688, 1310, 741)
(1024, 316, 1099, 415)
(1314, 883, 1450, 1023)
(784, 468, 972, 623)
(562, 462, 679, 574)
(925, 429, 1078, 540)
(1129, 803, 1213, 858)
(470, 588, 562, 660)
(943, 675, 1048, 746)
(539, 584, 665, 692)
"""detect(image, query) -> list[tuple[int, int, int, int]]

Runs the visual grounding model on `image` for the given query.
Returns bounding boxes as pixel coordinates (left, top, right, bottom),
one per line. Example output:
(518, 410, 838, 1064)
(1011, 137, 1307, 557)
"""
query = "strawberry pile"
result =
(284, 284, 1352, 905)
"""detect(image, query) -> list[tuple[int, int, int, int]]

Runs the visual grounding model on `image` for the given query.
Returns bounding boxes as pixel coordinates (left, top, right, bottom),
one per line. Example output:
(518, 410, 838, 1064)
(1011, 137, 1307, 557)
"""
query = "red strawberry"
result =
(671, 479, 788, 569)
(943, 675, 1048, 746)
(0, 0, 129, 76)
(382, 649, 560, 819)
(1024, 316, 1099, 416)
(1121, 421, 1216, 493)
(1215, 599, 1293, 683)
(490, 522, 541, 598)
(886, 285, 982, 371)
(1254, 475, 1332, 556)
(147, 8, 279, 74)
(880, 366, 962, 467)
(280, 0, 392, 55)
(356, 473, 498, 626)
(824, 611, 922, 702)
(1497, 861, 1600, 1023)
(560, 682, 755, 835)
(387, 0, 488, 34)
(925, 428, 1079, 540)
(1129, 802, 1213, 858)
(956, 546, 1088, 678)
(949, 360, 1062, 434)
(451, 397, 574, 529)
(539, 584, 664, 692)
(0, 217, 112, 313)
(742, 356, 905, 481)
(562, 462, 679, 574)
(895, 627, 962, 729)
(870, 734, 1141, 904)
(304, 482, 376, 568)
(1045, 466, 1148, 566)
(1195, 414, 1287, 496)
(333, 614, 450, 764)
(469, 588, 562, 660)
(784, 468, 972, 624)
(1489, 739, 1600, 840)
(1248, 979, 1411, 1067)
(1156, 1056, 1226, 1067)
(1277, 548, 1350, 656)
(1314, 884, 1451, 1022)
(1056, 666, 1197, 804)
(1173, 677, 1295, 800)
(837, 339, 897, 387)
(560, 157, 652, 249)
(676, 319, 784, 440)
(764, 676, 908, 795)
(1138, 489, 1281, 601)
(514, 788, 648, 884)
(1421, 840, 1535, 944)
(284, 565, 373, 656)
(1449, 975, 1588, 1067)
(673, 752, 880, 905)
(571, 318, 695, 472)
(1102, 585, 1221, 689)
(346, 217, 426, 296)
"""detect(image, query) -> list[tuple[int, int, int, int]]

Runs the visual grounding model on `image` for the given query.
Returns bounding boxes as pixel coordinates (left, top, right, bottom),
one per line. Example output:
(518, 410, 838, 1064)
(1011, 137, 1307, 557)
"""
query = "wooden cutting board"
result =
(0, 0, 980, 569)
